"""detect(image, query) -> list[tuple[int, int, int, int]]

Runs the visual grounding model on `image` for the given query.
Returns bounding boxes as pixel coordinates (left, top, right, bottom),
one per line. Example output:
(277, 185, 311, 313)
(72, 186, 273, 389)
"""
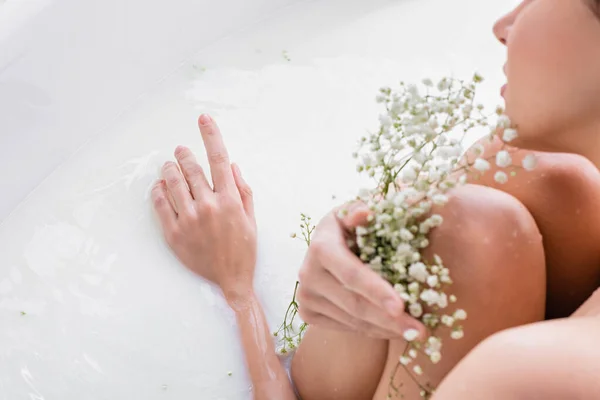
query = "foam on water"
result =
(0, 0, 513, 398)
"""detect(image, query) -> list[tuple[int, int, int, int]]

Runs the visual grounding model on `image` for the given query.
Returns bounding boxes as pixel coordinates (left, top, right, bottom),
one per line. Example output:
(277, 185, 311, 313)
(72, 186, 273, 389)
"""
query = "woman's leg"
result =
(374, 185, 547, 399)
(291, 185, 547, 399)
(433, 309, 600, 399)
(291, 328, 389, 400)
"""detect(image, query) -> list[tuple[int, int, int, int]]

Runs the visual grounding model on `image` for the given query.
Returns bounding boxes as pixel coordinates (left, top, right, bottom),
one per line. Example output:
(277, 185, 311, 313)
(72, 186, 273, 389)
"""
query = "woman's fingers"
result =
(151, 180, 177, 231)
(231, 163, 255, 221)
(197, 114, 237, 195)
(174, 145, 211, 199)
(297, 291, 402, 339)
(297, 211, 427, 338)
(303, 268, 409, 336)
(317, 238, 425, 335)
(312, 214, 405, 317)
(162, 161, 195, 215)
(341, 203, 372, 231)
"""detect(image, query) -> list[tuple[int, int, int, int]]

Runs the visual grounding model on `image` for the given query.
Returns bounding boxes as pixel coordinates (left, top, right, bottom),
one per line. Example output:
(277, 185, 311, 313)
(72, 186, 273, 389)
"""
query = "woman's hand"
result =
(297, 203, 426, 339)
(151, 114, 257, 303)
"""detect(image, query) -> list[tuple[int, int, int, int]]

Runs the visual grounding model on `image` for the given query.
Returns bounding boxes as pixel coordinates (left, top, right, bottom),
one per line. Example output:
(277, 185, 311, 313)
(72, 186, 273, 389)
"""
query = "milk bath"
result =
(0, 0, 514, 398)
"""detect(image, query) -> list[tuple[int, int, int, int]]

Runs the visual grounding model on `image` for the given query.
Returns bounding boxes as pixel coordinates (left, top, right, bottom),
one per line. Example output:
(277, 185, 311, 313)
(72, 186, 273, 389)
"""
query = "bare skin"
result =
(294, 183, 548, 400)
(152, 115, 296, 400)
(434, 295, 600, 399)
(292, 140, 600, 400)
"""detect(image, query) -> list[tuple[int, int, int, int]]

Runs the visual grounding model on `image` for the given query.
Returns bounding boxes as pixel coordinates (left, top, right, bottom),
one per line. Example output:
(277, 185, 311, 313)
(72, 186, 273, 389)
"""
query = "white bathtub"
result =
(0, 0, 514, 398)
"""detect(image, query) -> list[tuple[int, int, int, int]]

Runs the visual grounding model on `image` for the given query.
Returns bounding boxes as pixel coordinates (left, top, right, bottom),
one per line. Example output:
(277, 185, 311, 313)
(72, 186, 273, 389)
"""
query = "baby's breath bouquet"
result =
(277, 74, 536, 398)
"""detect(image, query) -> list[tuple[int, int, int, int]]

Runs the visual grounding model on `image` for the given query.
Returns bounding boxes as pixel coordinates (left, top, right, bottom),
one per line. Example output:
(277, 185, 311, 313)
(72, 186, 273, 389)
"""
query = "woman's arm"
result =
(231, 293, 297, 400)
(151, 114, 295, 399)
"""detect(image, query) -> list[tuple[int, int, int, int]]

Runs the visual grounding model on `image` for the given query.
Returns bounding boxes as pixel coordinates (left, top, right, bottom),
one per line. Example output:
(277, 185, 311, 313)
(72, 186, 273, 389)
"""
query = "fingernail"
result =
(199, 114, 212, 126)
(175, 145, 187, 155)
(384, 299, 402, 317)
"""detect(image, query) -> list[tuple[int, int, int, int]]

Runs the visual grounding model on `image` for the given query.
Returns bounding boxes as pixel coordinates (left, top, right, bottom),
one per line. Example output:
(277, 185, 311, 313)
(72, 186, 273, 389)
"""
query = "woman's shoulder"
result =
(467, 136, 600, 232)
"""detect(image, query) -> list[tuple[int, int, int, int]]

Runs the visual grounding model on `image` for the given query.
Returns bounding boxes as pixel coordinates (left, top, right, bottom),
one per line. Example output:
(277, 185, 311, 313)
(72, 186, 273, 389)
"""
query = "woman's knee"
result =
(425, 184, 546, 327)
(385, 185, 547, 395)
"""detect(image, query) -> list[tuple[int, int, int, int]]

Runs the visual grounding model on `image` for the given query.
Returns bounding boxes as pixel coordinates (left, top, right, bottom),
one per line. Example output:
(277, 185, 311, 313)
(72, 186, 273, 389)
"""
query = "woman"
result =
(151, 0, 600, 398)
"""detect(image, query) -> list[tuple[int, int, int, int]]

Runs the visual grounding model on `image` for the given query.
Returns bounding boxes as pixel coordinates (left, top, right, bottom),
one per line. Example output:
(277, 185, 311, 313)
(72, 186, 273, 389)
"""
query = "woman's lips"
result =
(501, 84, 507, 97)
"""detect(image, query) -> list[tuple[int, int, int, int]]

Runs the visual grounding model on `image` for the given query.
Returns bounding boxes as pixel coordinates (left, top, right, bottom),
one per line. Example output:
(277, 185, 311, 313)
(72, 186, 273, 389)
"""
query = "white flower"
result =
(502, 128, 518, 142)
(437, 78, 449, 91)
(449, 295, 457, 303)
(409, 262, 429, 282)
(422, 78, 433, 87)
(522, 154, 537, 171)
(451, 329, 464, 340)
(471, 143, 485, 157)
(494, 171, 508, 184)
(474, 158, 490, 172)
(441, 315, 455, 327)
(427, 336, 442, 352)
(497, 115, 511, 129)
(409, 349, 418, 358)
(438, 293, 448, 308)
(403, 329, 420, 342)
(495, 150, 512, 168)
(400, 356, 412, 365)
(428, 168, 441, 181)
(430, 351, 442, 364)
(379, 114, 393, 129)
(420, 289, 440, 306)
(427, 275, 439, 287)
(428, 214, 443, 226)
(396, 243, 413, 256)
(437, 146, 461, 160)
(413, 365, 423, 375)
(401, 167, 418, 183)
(394, 284, 406, 293)
(408, 282, 420, 293)
(432, 194, 448, 206)
(454, 309, 467, 320)
(400, 228, 415, 241)
(391, 100, 403, 114)
(409, 302, 423, 318)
